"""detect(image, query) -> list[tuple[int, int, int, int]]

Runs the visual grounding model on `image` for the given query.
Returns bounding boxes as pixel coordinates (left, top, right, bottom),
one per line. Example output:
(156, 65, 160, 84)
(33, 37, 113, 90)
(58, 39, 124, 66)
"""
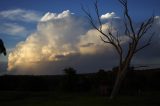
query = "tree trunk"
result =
(110, 59, 131, 99)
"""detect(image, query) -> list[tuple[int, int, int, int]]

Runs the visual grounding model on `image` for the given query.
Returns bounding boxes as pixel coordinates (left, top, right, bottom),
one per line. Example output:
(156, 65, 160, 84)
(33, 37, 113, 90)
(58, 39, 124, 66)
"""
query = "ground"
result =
(0, 91, 160, 106)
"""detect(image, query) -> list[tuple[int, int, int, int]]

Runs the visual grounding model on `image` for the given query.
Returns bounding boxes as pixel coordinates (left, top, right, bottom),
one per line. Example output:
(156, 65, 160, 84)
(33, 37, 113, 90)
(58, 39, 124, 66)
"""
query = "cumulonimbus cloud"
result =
(7, 10, 160, 74)
(8, 10, 119, 74)
(8, 10, 86, 71)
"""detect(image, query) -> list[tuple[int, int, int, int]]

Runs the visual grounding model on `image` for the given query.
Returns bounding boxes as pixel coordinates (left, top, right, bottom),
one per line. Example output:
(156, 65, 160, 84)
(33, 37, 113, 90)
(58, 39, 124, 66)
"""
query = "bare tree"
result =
(82, 0, 154, 99)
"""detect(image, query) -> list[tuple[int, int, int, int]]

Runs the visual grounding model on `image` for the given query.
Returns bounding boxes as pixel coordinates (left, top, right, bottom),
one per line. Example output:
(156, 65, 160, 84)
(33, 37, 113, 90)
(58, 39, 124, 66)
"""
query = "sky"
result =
(0, 0, 160, 75)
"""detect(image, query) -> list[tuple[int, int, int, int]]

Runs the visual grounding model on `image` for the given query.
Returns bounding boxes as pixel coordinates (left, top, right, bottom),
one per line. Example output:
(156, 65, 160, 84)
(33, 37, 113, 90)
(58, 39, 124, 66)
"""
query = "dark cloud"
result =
(8, 49, 118, 75)
(80, 43, 95, 47)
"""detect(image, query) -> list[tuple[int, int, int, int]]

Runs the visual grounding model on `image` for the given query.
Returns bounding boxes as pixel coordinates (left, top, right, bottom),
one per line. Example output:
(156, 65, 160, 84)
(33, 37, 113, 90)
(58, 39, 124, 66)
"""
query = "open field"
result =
(0, 91, 160, 106)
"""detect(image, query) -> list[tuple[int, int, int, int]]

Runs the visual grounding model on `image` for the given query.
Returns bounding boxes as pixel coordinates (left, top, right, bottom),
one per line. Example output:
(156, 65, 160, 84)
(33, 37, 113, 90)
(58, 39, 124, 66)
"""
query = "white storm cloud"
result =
(7, 11, 130, 73)
(40, 10, 74, 22)
(8, 10, 89, 71)
(8, 11, 118, 73)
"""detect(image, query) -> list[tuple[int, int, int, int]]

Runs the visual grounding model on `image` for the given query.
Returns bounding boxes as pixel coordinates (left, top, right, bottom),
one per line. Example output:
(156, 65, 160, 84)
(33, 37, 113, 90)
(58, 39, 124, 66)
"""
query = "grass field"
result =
(0, 91, 160, 106)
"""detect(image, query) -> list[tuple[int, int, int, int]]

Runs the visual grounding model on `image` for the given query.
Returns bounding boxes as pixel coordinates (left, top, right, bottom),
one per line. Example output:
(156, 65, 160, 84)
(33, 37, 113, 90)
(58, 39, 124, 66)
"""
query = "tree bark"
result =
(110, 65, 128, 99)
(110, 53, 133, 99)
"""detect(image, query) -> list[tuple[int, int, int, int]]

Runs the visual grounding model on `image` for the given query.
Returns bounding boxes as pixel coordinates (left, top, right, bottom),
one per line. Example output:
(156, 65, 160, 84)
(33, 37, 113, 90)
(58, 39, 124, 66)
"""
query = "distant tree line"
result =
(0, 68, 160, 96)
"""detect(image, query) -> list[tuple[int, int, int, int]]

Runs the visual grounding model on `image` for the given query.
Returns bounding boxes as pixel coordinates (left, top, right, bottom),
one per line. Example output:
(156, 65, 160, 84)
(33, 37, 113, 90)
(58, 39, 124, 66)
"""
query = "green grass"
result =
(0, 91, 160, 106)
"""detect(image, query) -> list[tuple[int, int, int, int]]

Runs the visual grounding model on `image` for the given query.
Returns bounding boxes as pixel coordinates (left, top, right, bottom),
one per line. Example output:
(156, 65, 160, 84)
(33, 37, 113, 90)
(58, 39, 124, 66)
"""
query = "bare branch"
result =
(134, 43, 150, 54)
(137, 16, 154, 39)
(119, 0, 127, 6)
(116, 32, 123, 53)
(137, 22, 144, 36)
(134, 33, 154, 53)
(82, 3, 118, 46)
(82, 0, 124, 65)
(94, 0, 102, 31)
(108, 30, 116, 42)
(119, 0, 135, 37)
(100, 36, 110, 44)
(124, 19, 130, 35)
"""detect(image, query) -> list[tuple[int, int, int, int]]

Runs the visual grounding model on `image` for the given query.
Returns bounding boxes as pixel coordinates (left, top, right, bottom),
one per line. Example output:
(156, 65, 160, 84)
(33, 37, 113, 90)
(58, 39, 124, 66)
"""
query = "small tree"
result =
(63, 67, 78, 91)
(82, 0, 154, 99)
(63, 67, 77, 76)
